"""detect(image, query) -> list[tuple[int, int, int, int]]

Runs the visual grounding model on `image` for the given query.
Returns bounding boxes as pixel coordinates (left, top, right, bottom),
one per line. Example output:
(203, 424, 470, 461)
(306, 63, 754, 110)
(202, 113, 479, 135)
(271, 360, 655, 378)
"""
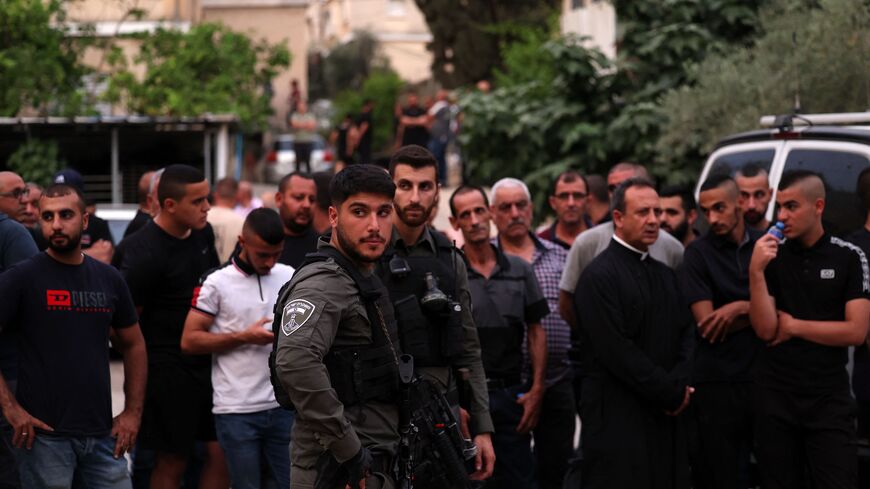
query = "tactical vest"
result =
(269, 247, 400, 409)
(378, 231, 464, 368)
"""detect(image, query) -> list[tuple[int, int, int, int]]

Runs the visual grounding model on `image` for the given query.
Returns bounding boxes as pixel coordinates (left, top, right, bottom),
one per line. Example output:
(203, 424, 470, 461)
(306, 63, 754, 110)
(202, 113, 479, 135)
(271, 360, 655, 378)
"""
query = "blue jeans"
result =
(487, 385, 537, 489)
(215, 408, 294, 489)
(17, 435, 131, 489)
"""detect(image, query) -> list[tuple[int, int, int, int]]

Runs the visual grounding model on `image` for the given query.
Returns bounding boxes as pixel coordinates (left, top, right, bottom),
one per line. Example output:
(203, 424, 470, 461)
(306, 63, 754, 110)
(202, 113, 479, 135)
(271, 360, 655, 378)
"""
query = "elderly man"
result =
(489, 177, 575, 489)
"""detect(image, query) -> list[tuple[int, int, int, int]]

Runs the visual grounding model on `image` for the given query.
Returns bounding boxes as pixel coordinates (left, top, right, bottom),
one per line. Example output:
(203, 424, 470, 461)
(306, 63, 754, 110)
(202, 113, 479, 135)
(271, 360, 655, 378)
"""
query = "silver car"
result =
(265, 134, 333, 182)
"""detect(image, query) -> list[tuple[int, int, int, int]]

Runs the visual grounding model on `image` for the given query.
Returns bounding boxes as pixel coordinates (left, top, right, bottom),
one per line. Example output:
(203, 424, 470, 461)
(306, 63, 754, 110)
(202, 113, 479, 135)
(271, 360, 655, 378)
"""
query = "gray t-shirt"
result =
(559, 221, 684, 293)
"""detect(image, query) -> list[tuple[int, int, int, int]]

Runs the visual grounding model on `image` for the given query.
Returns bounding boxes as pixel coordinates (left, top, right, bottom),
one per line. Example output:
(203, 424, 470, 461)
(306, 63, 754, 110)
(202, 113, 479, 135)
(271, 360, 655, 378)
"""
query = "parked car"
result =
(695, 112, 870, 237)
(95, 204, 139, 243)
(264, 134, 333, 182)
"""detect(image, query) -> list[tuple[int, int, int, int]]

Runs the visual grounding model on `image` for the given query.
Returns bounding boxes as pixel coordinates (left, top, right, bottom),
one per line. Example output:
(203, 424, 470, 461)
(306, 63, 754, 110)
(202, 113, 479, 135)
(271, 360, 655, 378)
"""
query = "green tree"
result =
(104, 22, 290, 130)
(333, 70, 404, 153)
(6, 139, 63, 186)
(459, 0, 770, 219)
(309, 31, 392, 100)
(0, 0, 90, 116)
(414, 0, 560, 88)
(657, 0, 870, 184)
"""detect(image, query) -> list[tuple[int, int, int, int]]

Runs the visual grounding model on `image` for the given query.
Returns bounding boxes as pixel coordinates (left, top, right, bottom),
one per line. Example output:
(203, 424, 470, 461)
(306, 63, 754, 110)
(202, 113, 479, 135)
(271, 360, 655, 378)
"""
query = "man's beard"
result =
(336, 225, 383, 264)
(282, 209, 312, 234)
(663, 220, 690, 242)
(744, 209, 764, 226)
(47, 231, 82, 253)
(395, 201, 436, 227)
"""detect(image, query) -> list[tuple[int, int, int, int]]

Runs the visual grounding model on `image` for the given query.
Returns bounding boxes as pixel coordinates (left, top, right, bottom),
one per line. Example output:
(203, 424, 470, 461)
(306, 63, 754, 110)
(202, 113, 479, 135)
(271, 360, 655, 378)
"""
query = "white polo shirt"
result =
(192, 257, 294, 414)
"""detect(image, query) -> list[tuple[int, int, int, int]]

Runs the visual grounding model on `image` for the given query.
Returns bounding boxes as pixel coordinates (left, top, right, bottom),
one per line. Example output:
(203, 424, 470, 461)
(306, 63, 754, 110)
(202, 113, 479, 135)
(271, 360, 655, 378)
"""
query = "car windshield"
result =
(779, 149, 870, 237)
(275, 138, 325, 151)
(708, 149, 775, 178)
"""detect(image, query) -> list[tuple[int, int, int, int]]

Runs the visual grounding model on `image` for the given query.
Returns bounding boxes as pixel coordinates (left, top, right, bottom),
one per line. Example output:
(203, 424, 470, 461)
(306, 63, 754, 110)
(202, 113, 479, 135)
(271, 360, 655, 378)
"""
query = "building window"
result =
(571, 0, 584, 9)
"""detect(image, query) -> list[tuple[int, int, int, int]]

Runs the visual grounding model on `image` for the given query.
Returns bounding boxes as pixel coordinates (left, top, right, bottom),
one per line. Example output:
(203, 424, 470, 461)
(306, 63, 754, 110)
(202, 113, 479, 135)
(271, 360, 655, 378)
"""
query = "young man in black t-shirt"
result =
(750, 170, 870, 489)
(0, 184, 146, 487)
(680, 175, 761, 489)
(120, 165, 227, 488)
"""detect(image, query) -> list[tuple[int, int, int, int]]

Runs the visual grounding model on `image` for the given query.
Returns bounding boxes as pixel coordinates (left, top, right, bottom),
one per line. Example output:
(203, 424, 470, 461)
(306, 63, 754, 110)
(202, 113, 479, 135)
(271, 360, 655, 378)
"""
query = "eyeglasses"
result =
(0, 187, 29, 199)
(554, 192, 587, 201)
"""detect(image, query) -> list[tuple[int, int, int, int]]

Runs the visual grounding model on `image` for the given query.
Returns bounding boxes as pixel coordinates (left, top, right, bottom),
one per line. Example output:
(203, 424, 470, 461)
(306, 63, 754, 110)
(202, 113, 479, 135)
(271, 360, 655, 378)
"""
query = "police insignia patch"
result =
(282, 299, 316, 336)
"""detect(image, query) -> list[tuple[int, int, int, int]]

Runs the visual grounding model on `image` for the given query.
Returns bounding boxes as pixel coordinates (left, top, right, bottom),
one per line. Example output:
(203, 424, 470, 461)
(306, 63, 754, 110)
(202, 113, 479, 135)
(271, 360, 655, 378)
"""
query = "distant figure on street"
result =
(208, 178, 245, 263)
(234, 181, 263, 218)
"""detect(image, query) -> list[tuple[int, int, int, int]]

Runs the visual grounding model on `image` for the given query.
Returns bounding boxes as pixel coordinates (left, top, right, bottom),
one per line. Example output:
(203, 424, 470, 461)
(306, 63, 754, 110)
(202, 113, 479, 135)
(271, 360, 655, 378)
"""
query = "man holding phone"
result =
(181, 208, 295, 489)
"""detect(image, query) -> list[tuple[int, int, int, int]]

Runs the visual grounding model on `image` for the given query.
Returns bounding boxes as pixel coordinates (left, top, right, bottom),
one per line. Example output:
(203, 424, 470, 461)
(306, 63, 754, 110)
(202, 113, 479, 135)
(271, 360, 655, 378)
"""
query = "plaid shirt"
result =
(495, 233, 572, 386)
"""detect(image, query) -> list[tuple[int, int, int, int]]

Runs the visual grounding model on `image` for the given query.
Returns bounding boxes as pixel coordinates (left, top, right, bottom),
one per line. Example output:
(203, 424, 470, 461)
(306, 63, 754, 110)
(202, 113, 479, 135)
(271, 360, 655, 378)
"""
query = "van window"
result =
(708, 149, 775, 178)
(780, 149, 870, 237)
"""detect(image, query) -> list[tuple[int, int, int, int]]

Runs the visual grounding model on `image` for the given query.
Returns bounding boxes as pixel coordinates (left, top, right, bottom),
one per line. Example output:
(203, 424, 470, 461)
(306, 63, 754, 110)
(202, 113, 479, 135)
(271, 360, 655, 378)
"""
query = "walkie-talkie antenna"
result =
(792, 31, 802, 114)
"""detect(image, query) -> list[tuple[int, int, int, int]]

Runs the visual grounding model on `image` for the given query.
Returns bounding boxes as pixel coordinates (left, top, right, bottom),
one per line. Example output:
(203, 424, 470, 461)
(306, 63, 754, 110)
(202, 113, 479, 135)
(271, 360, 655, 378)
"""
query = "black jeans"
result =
(531, 377, 575, 489)
(295, 141, 313, 173)
(487, 384, 536, 489)
(688, 382, 754, 489)
(754, 384, 857, 489)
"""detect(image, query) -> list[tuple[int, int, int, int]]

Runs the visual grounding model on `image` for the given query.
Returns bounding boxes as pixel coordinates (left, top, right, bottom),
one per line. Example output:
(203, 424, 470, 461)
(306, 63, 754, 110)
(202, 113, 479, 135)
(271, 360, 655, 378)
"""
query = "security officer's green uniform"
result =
(379, 227, 494, 435)
(274, 238, 401, 489)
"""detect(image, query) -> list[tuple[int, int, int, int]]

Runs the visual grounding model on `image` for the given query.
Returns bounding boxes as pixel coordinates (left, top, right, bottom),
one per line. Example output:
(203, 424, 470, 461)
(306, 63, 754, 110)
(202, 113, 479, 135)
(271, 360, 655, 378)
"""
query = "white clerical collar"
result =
(612, 234, 649, 260)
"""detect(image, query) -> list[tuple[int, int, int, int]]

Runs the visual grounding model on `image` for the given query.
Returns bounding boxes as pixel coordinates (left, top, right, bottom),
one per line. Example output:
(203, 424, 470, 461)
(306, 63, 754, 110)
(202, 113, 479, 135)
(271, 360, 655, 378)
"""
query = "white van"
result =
(695, 112, 870, 236)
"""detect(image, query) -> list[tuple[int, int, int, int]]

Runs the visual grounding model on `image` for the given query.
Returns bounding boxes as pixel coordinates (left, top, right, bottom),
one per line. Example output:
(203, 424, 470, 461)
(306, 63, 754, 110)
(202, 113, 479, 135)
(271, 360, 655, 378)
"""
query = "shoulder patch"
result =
(281, 299, 316, 336)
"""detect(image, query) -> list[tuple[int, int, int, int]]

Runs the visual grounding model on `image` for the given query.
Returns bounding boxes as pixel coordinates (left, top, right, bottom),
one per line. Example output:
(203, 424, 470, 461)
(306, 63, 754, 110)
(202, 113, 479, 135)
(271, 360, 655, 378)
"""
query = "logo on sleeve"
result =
(821, 269, 835, 279)
(282, 299, 316, 336)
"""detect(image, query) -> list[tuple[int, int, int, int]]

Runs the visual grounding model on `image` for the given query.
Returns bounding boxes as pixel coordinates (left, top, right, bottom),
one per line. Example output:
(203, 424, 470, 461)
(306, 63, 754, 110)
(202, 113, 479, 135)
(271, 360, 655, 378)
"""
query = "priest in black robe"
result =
(574, 178, 694, 489)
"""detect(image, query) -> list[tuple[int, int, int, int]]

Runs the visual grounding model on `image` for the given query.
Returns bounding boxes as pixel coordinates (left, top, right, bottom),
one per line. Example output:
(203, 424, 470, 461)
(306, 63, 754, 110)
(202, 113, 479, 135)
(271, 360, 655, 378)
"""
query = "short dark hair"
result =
(857, 167, 870, 212)
(389, 145, 438, 180)
(243, 208, 285, 246)
(41, 184, 86, 211)
(659, 185, 696, 213)
(737, 163, 768, 179)
(312, 171, 333, 210)
(158, 164, 205, 206)
(611, 177, 655, 214)
(778, 169, 825, 192)
(278, 171, 314, 194)
(214, 177, 238, 200)
(449, 185, 489, 217)
(549, 170, 588, 197)
(700, 173, 736, 193)
(330, 164, 396, 206)
(586, 174, 608, 202)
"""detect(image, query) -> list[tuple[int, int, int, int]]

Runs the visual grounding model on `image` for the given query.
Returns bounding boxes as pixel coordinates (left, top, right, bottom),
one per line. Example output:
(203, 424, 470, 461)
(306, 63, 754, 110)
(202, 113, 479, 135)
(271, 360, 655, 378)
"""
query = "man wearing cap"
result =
(53, 169, 115, 263)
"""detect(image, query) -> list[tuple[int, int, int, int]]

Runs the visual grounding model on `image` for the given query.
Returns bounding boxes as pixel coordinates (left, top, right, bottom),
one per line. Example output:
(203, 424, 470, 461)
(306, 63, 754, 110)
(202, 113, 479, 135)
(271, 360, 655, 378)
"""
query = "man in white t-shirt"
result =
(181, 208, 295, 489)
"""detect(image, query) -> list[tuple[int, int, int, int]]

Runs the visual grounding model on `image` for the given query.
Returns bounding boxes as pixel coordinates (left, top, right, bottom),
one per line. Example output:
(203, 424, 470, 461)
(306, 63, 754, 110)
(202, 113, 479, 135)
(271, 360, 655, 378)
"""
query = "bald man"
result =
(125, 171, 155, 238)
(0, 171, 38, 487)
(750, 170, 870, 489)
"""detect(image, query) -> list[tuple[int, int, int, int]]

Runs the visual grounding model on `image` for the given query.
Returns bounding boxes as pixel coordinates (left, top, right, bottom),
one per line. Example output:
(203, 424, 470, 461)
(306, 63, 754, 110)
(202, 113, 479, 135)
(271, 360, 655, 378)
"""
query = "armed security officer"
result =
(273, 165, 401, 489)
(378, 145, 496, 481)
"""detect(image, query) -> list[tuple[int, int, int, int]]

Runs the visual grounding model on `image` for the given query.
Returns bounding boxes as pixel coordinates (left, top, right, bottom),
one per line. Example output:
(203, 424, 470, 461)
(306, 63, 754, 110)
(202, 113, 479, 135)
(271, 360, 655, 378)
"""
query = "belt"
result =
(486, 377, 521, 390)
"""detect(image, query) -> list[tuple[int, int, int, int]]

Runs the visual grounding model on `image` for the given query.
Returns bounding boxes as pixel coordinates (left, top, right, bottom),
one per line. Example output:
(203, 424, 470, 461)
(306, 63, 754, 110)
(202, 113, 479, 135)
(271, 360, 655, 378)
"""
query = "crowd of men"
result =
(0, 144, 869, 489)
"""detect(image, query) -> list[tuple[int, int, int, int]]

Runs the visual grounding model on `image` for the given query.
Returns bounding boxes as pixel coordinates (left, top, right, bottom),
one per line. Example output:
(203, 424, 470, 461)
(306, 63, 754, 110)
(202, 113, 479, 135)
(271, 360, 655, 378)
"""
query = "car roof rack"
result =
(760, 111, 870, 128)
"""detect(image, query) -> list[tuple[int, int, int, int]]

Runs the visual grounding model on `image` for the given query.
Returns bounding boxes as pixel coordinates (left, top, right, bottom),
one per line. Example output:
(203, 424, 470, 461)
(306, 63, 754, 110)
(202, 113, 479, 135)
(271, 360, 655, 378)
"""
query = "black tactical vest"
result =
(377, 231, 464, 368)
(269, 247, 400, 409)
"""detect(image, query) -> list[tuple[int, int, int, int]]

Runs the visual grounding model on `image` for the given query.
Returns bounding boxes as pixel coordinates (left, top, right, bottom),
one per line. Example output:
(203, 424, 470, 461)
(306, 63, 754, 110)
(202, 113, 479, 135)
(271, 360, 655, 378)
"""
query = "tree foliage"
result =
(0, 0, 90, 116)
(309, 31, 392, 100)
(414, 0, 560, 88)
(657, 0, 870, 183)
(333, 70, 404, 154)
(459, 0, 770, 219)
(104, 22, 290, 130)
(6, 139, 63, 186)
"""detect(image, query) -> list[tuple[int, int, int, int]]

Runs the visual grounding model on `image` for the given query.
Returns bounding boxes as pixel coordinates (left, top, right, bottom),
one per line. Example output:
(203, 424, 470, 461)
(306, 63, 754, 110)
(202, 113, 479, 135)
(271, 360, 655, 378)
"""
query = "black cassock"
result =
(574, 240, 694, 489)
